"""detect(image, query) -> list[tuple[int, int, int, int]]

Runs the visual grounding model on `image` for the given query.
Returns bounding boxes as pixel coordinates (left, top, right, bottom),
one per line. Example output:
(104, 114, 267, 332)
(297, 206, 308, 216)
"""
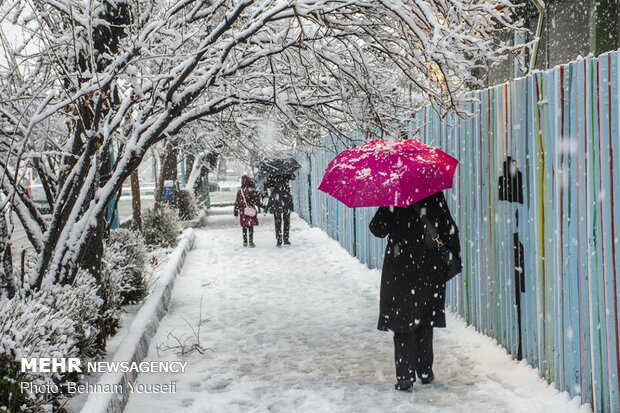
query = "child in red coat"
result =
(234, 175, 260, 247)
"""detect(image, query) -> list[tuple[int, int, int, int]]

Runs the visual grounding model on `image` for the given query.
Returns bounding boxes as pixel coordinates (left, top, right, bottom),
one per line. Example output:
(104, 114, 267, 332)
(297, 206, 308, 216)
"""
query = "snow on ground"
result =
(123, 207, 588, 413)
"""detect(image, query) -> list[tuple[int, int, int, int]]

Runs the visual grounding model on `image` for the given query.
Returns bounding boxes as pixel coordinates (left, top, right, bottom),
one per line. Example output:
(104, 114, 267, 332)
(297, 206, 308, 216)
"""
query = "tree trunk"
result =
(185, 153, 195, 188)
(590, 0, 619, 55)
(0, 211, 14, 297)
(44, 0, 132, 288)
(155, 140, 178, 209)
(130, 169, 142, 231)
(79, 152, 109, 280)
(81, 221, 105, 277)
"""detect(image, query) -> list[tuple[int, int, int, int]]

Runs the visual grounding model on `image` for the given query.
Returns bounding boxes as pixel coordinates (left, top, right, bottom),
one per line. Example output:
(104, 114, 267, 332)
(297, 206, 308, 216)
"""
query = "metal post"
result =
(529, 0, 546, 73)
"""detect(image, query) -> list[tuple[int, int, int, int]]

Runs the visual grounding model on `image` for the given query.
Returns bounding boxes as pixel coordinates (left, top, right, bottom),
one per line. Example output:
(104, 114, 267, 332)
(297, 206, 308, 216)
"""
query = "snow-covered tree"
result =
(0, 0, 522, 288)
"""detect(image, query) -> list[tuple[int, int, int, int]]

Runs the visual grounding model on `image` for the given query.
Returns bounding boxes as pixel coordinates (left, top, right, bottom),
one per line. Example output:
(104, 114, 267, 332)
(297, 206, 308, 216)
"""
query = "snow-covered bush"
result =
(142, 208, 180, 248)
(0, 290, 79, 412)
(105, 229, 148, 305)
(94, 266, 123, 342)
(175, 189, 198, 221)
(40, 271, 104, 358)
(0, 264, 131, 411)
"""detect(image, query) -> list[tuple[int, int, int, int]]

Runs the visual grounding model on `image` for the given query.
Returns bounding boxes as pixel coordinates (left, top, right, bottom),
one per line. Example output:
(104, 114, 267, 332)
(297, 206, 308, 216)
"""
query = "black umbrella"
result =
(260, 157, 301, 177)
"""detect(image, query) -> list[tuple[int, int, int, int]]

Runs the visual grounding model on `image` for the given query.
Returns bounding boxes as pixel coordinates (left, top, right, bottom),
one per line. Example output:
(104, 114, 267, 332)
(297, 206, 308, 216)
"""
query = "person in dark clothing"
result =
(369, 191, 460, 391)
(234, 175, 260, 247)
(265, 173, 294, 246)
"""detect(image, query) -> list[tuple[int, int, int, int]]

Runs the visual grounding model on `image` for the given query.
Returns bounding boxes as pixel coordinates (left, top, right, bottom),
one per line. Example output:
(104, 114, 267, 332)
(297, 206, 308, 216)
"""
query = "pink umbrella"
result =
(318, 139, 458, 208)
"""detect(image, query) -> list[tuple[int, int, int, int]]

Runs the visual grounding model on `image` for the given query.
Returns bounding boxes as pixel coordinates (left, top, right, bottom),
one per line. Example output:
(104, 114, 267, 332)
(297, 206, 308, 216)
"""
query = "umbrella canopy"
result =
(260, 157, 301, 177)
(318, 139, 458, 208)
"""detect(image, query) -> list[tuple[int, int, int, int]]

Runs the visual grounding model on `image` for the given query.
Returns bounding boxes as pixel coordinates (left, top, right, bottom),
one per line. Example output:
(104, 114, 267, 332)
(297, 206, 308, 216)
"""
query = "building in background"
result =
(487, 0, 619, 85)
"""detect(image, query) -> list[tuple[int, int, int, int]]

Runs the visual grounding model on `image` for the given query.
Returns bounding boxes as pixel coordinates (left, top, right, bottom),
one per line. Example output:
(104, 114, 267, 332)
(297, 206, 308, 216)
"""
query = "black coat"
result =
(266, 176, 293, 213)
(369, 192, 460, 333)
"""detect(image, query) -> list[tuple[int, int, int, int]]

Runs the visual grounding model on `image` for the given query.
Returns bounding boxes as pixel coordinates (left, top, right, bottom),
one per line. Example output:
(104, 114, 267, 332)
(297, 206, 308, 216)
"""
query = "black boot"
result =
(248, 228, 255, 247)
(394, 379, 414, 391)
(419, 370, 434, 384)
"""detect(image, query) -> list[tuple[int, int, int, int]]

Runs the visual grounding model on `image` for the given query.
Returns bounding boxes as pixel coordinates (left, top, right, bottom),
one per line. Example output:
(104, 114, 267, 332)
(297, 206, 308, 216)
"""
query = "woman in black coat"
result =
(369, 191, 460, 391)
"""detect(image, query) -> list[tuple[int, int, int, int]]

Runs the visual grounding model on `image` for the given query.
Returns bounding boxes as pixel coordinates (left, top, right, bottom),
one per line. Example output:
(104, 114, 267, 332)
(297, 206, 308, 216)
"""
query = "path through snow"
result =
(124, 207, 588, 413)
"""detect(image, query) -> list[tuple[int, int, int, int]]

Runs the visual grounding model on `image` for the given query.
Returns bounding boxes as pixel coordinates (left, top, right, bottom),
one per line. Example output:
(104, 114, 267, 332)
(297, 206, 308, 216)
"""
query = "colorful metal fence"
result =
(291, 50, 620, 413)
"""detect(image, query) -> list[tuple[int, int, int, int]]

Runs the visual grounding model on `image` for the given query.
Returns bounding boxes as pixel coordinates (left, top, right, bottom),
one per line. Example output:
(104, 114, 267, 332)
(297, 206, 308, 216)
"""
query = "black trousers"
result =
(273, 211, 290, 243)
(242, 227, 254, 243)
(393, 326, 434, 382)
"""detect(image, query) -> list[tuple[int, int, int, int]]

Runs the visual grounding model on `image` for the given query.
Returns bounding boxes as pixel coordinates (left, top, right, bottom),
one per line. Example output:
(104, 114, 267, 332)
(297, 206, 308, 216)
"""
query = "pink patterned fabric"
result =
(318, 139, 458, 208)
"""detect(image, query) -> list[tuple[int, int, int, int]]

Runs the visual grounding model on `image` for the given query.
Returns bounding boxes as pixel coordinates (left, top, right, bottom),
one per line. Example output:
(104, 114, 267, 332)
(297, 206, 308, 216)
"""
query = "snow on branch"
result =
(0, 0, 522, 286)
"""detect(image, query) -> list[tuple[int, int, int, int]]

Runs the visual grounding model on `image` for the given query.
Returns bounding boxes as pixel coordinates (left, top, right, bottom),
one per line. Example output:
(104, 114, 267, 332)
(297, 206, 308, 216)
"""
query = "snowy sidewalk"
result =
(124, 208, 587, 413)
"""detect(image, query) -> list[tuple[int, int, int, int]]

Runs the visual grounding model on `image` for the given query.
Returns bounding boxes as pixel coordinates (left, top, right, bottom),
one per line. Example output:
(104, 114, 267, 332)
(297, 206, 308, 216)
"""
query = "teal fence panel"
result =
(291, 50, 620, 413)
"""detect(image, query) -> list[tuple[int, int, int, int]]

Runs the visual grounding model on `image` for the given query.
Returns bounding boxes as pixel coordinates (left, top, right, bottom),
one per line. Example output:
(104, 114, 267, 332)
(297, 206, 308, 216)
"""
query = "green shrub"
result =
(40, 270, 104, 358)
(95, 266, 123, 342)
(142, 208, 180, 248)
(175, 189, 198, 220)
(105, 229, 148, 305)
(0, 288, 82, 412)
